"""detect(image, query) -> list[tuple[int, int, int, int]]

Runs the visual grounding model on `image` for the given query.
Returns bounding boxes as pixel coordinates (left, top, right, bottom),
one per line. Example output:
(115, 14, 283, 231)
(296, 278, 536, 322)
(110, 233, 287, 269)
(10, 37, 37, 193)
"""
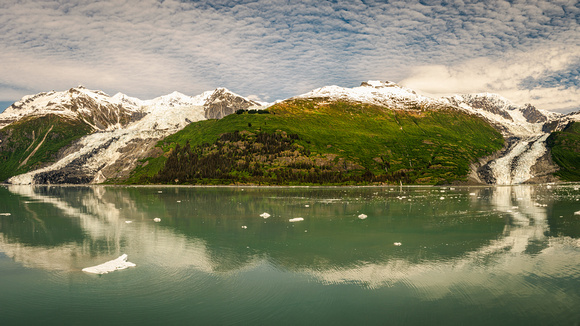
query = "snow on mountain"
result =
(4, 87, 262, 185)
(0, 86, 142, 131)
(2, 81, 575, 185)
(292, 80, 449, 110)
(293, 81, 567, 185)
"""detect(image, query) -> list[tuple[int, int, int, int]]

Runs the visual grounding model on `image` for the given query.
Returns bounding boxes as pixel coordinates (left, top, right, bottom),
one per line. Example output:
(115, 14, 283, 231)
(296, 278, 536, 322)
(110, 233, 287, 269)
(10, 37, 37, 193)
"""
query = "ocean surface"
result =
(0, 184, 579, 325)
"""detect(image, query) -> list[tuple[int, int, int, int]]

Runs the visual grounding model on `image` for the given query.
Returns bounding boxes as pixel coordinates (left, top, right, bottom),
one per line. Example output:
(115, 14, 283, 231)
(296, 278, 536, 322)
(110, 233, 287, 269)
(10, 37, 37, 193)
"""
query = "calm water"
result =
(0, 185, 579, 325)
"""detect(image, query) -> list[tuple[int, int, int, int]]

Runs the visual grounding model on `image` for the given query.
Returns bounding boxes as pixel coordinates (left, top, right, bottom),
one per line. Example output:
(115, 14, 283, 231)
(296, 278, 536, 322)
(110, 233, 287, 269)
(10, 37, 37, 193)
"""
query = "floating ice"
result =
(358, 214, 368, 219)
(260, 212, 270, 219)
(394, 242, 402, 246)
(0, 213, 11, 216)
(82, 254, 136, 274)
(289, 217, 304, 222)
(153, 218, 161, 222)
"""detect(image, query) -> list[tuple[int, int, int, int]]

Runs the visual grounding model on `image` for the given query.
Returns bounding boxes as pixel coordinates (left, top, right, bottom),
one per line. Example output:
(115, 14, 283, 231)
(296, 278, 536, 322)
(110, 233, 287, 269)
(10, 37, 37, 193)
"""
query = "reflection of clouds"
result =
(1, 184, 578, 308)
(305, 186, 579, 304)
(0, 186, 217, 273)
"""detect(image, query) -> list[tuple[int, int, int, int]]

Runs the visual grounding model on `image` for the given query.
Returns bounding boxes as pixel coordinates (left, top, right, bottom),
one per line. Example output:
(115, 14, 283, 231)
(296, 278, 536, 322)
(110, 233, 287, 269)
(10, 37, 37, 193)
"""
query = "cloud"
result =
(0, 0, 578, 112)
(399, 46, 580, 112)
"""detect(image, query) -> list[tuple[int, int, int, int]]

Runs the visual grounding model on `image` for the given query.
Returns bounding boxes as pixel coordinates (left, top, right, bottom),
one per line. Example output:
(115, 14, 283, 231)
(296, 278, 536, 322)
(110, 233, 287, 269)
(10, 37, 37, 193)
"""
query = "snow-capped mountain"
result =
(293, 80, 450, 110)
(1, 80, 576, 185)
(2, 86, 263, 184)
(0, 86, 142, 131)
(291, 81, 570, 185)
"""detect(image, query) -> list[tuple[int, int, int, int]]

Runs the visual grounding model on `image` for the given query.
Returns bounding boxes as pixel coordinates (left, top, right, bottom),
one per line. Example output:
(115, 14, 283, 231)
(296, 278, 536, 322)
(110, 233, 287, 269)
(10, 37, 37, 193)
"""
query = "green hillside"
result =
(547, 121, 580, 181)
(0, 114, 92, 181)
(126, 99, 504, 185)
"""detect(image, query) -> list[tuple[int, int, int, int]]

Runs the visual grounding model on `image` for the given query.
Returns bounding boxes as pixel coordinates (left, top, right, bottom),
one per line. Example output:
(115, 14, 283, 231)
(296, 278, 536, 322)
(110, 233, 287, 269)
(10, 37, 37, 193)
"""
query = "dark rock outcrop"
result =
(204, 88, 261, 120)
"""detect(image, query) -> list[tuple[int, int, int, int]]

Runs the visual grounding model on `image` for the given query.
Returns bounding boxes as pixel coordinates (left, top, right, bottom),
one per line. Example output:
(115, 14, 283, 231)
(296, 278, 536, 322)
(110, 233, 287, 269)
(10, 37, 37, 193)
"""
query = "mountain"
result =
(0, 87, 262, 184)
(1, 81, 577, 185)
(128, 82, 505, 185)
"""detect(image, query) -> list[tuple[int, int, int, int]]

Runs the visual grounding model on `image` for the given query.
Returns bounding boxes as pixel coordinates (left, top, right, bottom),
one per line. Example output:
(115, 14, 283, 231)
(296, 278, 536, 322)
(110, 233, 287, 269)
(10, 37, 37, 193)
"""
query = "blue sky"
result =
(0, 0, 578, 112)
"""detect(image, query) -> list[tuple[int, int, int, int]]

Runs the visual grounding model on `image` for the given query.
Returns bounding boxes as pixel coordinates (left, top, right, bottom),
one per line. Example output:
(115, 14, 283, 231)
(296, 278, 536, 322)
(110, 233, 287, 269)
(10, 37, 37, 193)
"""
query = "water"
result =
(0, 185, 579, 325)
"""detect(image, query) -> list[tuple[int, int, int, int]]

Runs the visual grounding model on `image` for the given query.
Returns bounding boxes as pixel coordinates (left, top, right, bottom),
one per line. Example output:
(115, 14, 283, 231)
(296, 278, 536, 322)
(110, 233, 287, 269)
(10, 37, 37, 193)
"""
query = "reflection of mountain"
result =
(305, 185, 580, 298)
(0, 186, 216, 273)
(0, 185, 578, 295)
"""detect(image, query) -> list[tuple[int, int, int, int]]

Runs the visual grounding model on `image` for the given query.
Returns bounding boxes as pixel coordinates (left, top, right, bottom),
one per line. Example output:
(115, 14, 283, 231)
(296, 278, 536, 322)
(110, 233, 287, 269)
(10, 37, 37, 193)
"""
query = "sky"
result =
(0, 0, 579, 113)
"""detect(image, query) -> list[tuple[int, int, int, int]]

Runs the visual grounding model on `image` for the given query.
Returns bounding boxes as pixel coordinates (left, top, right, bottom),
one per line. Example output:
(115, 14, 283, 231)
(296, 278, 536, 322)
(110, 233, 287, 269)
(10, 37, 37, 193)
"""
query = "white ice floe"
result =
(358, 214, 368, 219)
(153, 218, 161, 222)
(260, 212, 270, 219)
(82, 254, 136, 274)
(289, 217, 304, 222)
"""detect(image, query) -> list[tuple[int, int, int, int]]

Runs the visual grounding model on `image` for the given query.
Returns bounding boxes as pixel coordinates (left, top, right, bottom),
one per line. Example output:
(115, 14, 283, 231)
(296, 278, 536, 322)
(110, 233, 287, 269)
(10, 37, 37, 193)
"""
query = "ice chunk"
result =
(289, 217, 304, 222)
(260, 212, 270, 219)
(82, 254, 136, 274)
(358, 214, 368, 219)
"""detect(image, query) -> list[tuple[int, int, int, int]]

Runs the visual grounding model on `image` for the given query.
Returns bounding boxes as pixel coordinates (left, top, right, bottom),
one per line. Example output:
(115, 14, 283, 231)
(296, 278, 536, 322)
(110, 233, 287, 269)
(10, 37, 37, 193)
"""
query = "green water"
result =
(0, 185, 579, 325)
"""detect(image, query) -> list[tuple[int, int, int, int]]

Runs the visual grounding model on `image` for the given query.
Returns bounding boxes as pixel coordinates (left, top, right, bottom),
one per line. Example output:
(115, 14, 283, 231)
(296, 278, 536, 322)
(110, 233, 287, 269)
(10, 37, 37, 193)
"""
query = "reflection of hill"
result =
(0, 185, 578, 291)
(1, 186, 506, 273)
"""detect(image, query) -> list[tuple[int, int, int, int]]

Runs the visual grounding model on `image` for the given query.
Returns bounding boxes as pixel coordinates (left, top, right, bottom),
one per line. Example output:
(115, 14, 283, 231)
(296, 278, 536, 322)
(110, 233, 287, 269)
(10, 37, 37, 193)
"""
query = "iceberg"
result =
(82, 254, 136, 274)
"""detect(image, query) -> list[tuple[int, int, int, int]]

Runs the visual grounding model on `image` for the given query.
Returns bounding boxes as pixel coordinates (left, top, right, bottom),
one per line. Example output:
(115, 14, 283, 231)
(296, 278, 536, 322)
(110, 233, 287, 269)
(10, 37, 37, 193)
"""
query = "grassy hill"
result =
(547, 121, 580, 181)
(125, 99, 504, 185)
(0, 114, 92, 181)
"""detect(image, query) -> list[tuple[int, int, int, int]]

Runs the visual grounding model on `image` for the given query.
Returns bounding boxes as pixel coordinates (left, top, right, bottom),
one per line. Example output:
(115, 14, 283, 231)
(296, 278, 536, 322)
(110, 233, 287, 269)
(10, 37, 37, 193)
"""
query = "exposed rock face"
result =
(453, 94, 515, 121)
(2, 87, 142, 131)
(204, 88, 261, 119)
(520, 104, 547, 123)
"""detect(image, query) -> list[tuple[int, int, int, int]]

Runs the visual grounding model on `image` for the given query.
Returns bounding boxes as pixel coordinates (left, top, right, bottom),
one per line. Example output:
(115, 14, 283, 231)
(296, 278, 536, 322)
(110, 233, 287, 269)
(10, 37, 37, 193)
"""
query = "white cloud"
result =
(399, 46, 580, 112)
(0, 0, 578, 112)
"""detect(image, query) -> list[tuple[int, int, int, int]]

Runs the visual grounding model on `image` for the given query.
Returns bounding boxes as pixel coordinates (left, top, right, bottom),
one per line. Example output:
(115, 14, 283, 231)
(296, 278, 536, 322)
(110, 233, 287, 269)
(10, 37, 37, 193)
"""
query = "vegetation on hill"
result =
(127, 98, 504, 185)
(0, 114, 92, 181)
(547, 121, 580, 181)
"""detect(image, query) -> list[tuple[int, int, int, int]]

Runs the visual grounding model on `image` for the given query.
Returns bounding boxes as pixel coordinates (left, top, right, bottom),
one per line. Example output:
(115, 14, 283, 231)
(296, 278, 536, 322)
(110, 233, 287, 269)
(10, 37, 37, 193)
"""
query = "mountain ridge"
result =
(0, 81, 578, 185)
